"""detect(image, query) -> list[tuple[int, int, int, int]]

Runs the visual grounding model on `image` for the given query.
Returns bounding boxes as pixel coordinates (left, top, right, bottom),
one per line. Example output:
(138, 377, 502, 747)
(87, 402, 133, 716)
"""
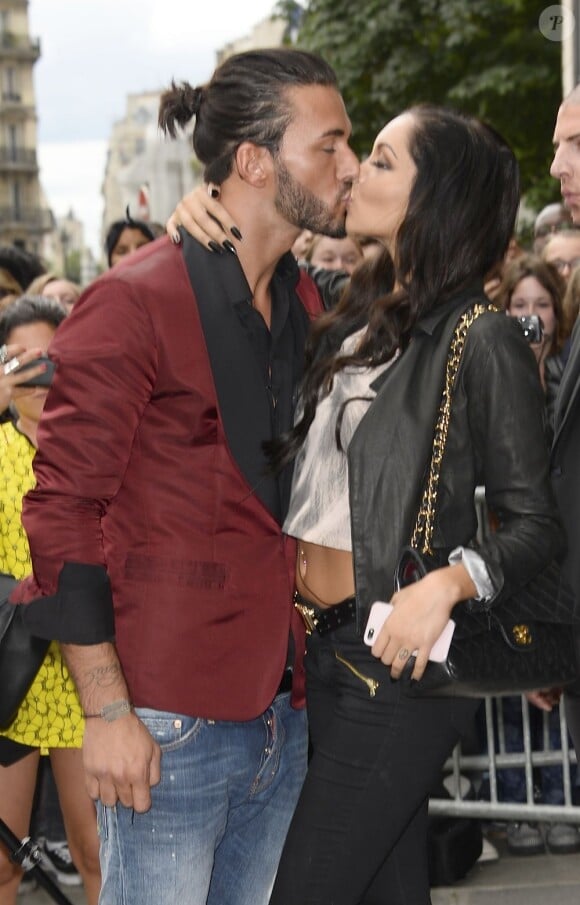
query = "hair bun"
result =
(181, 83, 203, 117)
(158, 81, 204, 138)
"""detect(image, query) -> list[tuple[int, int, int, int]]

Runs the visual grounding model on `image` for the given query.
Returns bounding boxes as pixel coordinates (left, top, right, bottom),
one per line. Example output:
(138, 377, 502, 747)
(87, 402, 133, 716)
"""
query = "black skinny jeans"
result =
(270, 622, 479, 905)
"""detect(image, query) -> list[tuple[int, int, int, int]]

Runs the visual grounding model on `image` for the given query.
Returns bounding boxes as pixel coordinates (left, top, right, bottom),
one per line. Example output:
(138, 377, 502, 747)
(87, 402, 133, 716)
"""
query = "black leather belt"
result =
(294, 590, 357, 636)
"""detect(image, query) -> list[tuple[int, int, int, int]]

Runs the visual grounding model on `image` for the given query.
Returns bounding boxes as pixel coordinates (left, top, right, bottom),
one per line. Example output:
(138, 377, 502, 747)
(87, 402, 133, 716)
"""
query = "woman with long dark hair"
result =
(170, 105, 562, 904)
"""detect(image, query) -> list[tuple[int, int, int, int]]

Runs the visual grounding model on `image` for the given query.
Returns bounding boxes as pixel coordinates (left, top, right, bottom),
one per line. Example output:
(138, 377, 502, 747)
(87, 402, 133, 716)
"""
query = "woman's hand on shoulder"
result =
(165, 184, 242, 254)
(370, 564, 475, 681)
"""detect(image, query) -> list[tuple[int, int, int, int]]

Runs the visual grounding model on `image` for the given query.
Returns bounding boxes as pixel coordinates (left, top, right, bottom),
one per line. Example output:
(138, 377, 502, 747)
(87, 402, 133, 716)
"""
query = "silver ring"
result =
(398, 648, 410, 661)
(0, 345, 8, 364)
(3, 357, 20, 376)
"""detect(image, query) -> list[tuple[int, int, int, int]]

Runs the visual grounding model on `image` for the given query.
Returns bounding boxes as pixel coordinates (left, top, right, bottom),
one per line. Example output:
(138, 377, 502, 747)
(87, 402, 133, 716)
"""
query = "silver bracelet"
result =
(84, 699, 132, 722)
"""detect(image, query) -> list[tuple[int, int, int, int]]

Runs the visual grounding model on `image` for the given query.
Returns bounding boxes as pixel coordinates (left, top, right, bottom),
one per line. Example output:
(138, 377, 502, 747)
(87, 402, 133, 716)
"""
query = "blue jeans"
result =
(97, 693, 307, 905)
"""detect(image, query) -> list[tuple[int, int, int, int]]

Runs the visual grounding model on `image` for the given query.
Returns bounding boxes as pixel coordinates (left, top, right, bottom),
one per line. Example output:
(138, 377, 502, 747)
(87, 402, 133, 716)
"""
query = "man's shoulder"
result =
(103, 236, 179, 284)
(78, 237, 190, 311)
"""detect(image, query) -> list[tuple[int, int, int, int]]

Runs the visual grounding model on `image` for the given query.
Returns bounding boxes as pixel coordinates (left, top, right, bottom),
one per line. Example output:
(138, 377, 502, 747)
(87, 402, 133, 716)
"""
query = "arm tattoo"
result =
(77, 663, 123, 691)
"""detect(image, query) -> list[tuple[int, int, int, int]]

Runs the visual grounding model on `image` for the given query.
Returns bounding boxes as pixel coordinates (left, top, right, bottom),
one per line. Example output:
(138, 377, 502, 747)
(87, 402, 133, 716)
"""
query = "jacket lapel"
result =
(181, 233, 277, 515)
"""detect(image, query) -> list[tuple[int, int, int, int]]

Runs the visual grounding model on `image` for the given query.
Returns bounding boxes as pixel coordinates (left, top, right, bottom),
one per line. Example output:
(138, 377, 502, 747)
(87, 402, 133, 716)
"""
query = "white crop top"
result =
(283, 328, 395, 551)
(283, 329, 496, 600)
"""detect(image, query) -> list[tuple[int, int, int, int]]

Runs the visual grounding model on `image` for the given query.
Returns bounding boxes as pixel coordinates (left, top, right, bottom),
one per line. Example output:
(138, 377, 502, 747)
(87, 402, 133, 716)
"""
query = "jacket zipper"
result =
(335, 651, 379, 697)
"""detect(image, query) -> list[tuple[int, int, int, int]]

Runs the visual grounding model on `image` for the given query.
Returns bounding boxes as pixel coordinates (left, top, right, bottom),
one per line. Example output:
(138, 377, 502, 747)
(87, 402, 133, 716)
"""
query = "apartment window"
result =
(8, 124, 17, 149)
(6, 123, 20, 161)
(4, 68, 19, 100)
(11, 180, 21, 217)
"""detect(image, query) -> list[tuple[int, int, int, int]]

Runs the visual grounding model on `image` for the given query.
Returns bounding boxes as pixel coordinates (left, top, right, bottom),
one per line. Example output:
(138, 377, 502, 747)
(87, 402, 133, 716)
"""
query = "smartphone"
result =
(515, 314, 543, 344)
(363, 601, 456, 662)
(14, 356, 55, 388)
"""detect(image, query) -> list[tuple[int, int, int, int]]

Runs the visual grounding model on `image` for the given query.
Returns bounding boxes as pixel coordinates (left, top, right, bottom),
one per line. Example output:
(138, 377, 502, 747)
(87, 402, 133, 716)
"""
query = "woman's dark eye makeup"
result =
(373, 156, 391, 170)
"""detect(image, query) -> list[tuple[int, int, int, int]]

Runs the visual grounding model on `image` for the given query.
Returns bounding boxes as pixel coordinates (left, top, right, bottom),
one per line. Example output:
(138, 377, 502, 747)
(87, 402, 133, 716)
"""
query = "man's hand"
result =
(62, 642, 161, 812)
(83, 711, 161, 812)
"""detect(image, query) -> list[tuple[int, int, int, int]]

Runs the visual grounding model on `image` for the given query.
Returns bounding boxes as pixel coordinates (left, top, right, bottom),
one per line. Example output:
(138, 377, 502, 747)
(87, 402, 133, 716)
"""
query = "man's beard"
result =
(274, 159, 347, 238)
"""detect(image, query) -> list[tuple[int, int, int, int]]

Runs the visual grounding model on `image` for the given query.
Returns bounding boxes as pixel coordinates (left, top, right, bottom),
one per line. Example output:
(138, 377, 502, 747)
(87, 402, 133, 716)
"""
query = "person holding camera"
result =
(0, 296, 101, 904)
(497, 254, 566, 441)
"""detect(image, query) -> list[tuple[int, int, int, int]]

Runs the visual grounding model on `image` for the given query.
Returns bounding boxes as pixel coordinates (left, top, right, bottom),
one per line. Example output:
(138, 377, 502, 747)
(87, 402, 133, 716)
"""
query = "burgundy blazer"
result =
(14, 236, 322, 720)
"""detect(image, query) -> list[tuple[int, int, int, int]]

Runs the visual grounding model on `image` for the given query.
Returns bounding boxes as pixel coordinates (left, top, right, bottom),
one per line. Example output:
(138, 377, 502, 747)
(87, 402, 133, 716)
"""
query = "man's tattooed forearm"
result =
(76, 664, 123, 690)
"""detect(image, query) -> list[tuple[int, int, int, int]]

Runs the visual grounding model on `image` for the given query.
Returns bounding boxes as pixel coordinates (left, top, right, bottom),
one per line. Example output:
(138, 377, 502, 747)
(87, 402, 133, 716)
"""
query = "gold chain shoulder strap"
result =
(411, 303, 497, 554)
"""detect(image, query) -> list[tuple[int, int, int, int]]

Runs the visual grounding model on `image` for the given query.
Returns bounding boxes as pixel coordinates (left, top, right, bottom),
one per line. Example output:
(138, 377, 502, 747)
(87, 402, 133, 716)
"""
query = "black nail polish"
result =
(208, 240, 224, 254)
(223, 240, 237, 255)
(210, 187, 220, 199)
(231, 227, 243, 241)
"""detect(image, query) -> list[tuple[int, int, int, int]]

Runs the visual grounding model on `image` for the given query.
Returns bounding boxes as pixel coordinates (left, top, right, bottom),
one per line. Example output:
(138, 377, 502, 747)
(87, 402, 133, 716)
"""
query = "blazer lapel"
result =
(181, 233, 277, 516)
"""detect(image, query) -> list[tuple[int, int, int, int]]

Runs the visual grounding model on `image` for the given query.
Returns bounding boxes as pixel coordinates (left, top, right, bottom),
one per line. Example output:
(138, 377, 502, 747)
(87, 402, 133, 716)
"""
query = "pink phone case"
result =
(363, 601, 455, 662)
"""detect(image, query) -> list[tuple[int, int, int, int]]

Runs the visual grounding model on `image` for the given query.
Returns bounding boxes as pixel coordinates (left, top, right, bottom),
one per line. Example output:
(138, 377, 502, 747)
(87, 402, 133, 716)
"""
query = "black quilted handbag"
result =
(396, 548, 580, 696)
(398, 304, 580, 697)
(0, 573, 50, 730)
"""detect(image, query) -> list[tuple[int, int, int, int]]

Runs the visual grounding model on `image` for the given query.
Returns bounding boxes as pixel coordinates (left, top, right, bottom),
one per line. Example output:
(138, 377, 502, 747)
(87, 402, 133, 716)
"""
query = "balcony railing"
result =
(0, 147, 37, 167)
(0, 206, 53, 231)
(1, 92, 22, 104)
(0, 33, 41, 57)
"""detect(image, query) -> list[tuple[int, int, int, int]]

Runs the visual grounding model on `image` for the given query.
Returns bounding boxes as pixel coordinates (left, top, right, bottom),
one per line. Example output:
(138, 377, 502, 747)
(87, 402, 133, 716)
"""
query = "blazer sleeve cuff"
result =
(22, 562, 115, 644)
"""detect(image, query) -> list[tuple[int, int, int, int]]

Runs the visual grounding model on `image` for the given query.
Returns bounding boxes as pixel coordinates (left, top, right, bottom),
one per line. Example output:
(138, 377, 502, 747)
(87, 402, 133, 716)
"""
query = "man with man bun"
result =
(12, 48, 358, 905)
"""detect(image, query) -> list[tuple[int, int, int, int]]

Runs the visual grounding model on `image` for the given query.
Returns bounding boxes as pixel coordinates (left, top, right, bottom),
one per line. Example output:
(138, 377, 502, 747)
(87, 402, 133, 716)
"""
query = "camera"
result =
(14, 356, 55, 388)
(515, 314, 543, 344)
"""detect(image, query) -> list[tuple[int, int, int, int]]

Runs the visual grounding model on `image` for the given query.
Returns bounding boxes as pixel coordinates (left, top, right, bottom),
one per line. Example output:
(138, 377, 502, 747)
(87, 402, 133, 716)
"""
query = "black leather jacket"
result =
(347, 285, 565, 632)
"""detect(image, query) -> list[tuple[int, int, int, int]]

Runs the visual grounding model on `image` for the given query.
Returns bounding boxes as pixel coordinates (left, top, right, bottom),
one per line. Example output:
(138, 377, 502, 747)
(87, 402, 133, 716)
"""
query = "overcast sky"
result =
(28, 0, 284, 257)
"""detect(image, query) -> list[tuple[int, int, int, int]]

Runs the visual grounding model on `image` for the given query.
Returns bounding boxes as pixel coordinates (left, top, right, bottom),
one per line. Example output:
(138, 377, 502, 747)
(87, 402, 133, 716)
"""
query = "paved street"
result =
(432, 831, 580, 905)
(19, 834, 580, 904)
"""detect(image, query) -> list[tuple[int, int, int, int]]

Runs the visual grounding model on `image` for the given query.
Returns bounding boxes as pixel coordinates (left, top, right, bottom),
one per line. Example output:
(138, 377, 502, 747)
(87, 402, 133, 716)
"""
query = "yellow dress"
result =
(0, 421, 84, 753)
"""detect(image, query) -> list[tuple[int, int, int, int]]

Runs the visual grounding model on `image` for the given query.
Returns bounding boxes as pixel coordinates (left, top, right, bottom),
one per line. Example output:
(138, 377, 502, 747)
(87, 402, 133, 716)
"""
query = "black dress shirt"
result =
(181, 234, 312, 524)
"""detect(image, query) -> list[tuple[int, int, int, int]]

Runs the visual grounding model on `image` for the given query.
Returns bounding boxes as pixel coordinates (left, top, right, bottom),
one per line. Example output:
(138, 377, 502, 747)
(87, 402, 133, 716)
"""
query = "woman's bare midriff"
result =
(296, 540, 356, 608)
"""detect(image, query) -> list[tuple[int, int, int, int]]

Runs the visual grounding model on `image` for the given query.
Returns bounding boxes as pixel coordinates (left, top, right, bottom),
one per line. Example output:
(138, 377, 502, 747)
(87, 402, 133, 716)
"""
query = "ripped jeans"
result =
(97, 695, 307, 905)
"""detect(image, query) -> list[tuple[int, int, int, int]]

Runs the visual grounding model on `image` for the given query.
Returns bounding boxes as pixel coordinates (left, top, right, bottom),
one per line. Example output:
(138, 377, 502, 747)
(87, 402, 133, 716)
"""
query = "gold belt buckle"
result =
(294, 601, 318, 635)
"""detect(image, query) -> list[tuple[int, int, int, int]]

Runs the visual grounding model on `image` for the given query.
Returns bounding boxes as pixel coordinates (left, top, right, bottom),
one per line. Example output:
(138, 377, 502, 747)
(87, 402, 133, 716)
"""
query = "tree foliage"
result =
(280, 0, 563, 210)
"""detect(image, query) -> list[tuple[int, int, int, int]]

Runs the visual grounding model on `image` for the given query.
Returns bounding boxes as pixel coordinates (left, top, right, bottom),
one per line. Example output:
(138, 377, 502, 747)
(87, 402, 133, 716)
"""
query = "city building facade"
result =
(100, 90, 197, 250)
(0, 0, 51, 253)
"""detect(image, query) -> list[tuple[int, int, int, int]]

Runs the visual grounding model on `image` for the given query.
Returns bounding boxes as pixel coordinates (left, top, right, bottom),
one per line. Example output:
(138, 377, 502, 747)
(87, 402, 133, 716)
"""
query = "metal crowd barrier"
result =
(430, 695, 580, 825)
(429, 488, 580, 825)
